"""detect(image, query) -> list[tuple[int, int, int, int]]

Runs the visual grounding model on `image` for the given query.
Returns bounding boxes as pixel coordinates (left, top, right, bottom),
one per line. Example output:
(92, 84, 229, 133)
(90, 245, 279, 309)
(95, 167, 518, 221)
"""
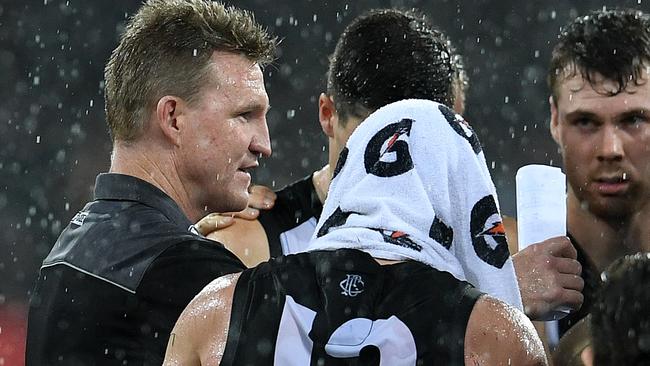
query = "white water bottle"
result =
(516, 164, 569, 320)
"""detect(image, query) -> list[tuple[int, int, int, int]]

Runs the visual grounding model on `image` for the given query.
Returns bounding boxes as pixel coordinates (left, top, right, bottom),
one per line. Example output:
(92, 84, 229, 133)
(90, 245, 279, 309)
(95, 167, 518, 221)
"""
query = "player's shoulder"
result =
(466, 295, 547, 365)
(164, 273, 241, 366)
(194, 272, 241, 306)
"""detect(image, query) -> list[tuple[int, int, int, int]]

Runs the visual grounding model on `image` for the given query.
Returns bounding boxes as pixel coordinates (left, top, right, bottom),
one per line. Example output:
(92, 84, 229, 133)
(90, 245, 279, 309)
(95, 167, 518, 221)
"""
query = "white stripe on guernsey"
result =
(280, 217, 318, 255)
(41, 262, 136, 294)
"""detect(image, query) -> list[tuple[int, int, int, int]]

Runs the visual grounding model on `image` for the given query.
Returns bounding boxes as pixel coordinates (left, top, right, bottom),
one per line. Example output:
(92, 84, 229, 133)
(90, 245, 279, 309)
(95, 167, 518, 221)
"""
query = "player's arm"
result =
(163, 273, 241, 366)
(465, 295, 548, 366)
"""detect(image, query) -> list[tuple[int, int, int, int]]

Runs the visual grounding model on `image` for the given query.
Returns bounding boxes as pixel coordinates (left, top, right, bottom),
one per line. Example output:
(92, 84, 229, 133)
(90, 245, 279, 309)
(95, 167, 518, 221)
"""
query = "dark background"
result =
(1, 1, 649, 358)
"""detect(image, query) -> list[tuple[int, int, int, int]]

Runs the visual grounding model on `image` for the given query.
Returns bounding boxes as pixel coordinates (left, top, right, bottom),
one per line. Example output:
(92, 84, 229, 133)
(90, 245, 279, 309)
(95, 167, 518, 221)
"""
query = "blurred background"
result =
(1, 0, 648, 363)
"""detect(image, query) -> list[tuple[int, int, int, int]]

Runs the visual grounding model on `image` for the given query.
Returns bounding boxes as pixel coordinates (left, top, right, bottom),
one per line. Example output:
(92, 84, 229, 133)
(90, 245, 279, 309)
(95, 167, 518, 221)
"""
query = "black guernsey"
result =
(258, 174, 323, 257)
(26, 173, 245, 366)
(221, 249, 482, 366)
(557, 234, 601, 338)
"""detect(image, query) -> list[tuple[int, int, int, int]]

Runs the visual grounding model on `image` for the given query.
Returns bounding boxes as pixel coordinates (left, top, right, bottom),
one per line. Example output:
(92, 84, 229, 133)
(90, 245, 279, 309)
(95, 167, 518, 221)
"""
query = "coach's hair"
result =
(104, 0, 277, 142)
(591, 253, 650, 365)
(548, 8, 650, 101)
(327, 9, 461, 123)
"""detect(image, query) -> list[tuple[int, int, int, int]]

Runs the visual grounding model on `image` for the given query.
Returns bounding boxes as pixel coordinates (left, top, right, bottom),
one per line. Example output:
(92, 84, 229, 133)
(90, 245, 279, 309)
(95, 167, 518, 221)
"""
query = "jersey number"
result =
(273, 295, 417, 365)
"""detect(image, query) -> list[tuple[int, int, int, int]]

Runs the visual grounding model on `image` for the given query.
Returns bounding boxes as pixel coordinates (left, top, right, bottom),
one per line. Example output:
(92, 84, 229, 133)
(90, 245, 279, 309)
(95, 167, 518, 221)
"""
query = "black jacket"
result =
(26, 173, 245, 365)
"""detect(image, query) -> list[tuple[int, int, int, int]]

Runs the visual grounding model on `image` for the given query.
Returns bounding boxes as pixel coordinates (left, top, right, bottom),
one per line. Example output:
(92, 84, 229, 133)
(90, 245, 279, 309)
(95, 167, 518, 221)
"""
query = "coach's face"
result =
(177, 52, 271, 216)
(550, 71, 650, 220)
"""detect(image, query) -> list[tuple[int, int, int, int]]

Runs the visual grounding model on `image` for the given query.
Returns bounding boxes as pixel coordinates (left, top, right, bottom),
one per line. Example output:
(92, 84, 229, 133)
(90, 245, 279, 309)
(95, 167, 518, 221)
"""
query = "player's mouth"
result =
(594, 174, 630, 195)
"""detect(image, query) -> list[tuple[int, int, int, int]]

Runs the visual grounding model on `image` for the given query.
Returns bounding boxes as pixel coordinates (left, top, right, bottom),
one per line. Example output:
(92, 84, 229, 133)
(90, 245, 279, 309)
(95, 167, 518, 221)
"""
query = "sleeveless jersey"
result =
(221, 249, 482, 366)
(258, 175, 323, 257)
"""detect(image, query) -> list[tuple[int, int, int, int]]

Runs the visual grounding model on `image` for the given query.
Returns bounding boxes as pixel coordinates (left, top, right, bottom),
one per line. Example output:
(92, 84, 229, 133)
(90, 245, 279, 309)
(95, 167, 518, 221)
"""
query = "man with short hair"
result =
(25, 1, 277, 364)
(538, 7, 650, 344)
(165, 9, 546, 365)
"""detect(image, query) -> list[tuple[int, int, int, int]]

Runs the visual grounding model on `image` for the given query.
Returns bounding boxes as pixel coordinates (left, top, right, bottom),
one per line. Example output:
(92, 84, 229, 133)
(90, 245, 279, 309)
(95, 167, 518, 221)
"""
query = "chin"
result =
(224, 191, 250, 212)
(582, 195, 636, 221)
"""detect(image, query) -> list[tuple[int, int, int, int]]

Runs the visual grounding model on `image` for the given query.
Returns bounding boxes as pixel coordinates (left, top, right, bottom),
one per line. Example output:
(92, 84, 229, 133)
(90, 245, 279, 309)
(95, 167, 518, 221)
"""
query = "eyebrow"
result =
(563, 109, 599, 120)
(618, 108, 648, 119)
(564, 108, 648, 121)
(235, 102, 271, 115)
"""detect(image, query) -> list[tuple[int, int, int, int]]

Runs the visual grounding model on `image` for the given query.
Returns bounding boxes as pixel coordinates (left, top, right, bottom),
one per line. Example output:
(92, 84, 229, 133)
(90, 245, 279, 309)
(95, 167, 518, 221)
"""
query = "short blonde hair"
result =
(104, 0, 277, 142)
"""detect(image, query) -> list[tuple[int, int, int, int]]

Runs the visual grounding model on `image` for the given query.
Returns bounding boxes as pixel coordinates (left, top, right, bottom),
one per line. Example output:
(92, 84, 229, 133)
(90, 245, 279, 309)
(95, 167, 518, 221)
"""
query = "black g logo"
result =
(364, 118, 414, 177)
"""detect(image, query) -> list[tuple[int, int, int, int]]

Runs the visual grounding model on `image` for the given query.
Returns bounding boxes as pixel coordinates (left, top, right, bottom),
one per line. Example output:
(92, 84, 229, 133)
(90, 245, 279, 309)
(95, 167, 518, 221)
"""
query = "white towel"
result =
(308, 99, 523, 310)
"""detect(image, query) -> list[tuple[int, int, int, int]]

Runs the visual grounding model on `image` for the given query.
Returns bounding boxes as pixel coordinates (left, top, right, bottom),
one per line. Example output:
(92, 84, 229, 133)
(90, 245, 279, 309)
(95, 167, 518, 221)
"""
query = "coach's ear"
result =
(319, 93, 337, 138)
(155, 95, 183, 146)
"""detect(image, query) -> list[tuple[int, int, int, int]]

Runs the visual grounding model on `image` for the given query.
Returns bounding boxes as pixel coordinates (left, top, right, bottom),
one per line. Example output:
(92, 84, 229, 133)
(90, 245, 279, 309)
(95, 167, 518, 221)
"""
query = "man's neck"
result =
(567, 192, 646, 272)
(312, 164, 331, 205)
(110, 142, 199, 222)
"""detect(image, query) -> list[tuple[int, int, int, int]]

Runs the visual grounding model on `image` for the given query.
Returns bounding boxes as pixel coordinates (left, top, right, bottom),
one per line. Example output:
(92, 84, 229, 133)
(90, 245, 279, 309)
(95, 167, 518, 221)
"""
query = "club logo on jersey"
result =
(470, 195, 510, 268)
(71, 211, 88, 226)
(375, 229, 423, 252)
(438, 104, 482, 154)
(364, 118, 414, 177)
(340, 274, 365, 297)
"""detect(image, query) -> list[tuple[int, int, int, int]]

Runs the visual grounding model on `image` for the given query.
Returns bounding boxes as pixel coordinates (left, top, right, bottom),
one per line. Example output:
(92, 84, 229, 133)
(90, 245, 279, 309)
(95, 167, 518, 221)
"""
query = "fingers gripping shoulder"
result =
(465, 295, 548, 366)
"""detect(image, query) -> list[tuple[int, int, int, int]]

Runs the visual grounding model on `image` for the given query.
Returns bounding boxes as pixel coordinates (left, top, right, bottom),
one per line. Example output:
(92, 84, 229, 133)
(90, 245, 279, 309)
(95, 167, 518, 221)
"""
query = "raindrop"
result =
(36, 135, 41, 144)
(33, 76, 40, 85)
(192, 49, 197, 57)
(286, 109, 296, 119)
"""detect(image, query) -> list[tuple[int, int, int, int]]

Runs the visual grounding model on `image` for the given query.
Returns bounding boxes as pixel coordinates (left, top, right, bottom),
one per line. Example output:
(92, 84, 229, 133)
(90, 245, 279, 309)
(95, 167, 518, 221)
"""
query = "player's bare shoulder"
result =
(465, 295, 548, 365)
(164, 273, 241, 366)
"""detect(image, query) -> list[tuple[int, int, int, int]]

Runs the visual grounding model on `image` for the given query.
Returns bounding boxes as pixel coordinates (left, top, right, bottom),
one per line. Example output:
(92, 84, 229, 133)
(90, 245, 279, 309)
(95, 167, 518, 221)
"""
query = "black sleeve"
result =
(258, 174, 323, 258)
(135, 240, 246, 363)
